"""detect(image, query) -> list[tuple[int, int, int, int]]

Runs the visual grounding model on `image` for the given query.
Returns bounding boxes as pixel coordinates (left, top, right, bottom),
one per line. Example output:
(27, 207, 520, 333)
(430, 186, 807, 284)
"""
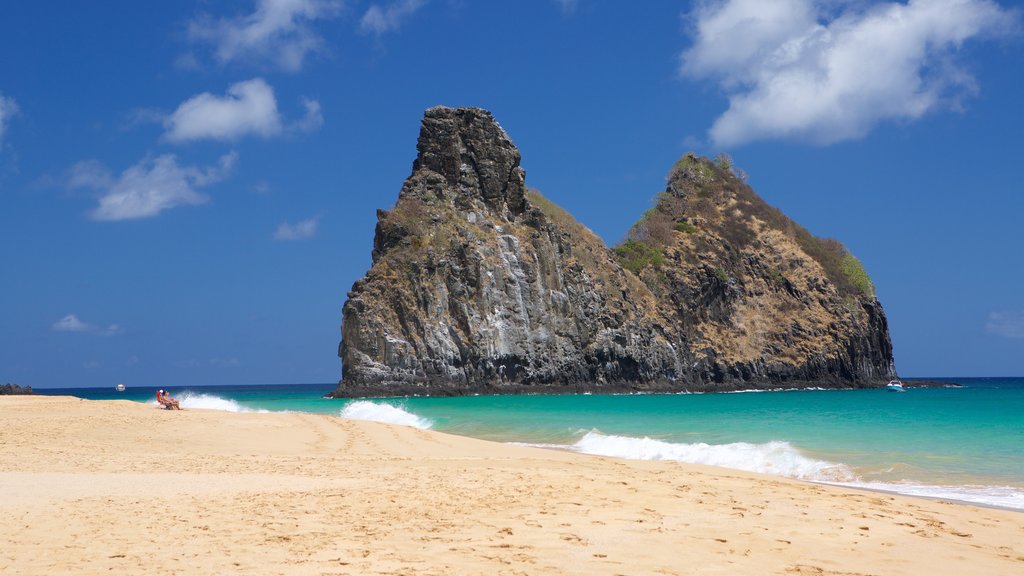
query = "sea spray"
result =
(571, 431, 857, 482)
(174, 391, 264, 413)
(340, 400, 433, 429)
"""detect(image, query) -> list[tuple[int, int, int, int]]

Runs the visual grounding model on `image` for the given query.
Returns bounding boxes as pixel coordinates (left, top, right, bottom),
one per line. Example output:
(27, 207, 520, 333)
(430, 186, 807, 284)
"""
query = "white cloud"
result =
(53, 314, 121, 336)
(0, 92, 18, 148)
(164, 78, 282, 143)
(163, 79, 322, 142)
(97, 324, 122, 337)
(53, 314, 92, 332)
(71, 152, 237, 221)
(293, 98, 324, 133)
(360, 0, 427, 35)
(69, 160, 115, 190)
(681, 0, 1016, 147)
(986, 311, 1024, 338)
(274, 215, 320, 240)
(188, 0, 342, 71)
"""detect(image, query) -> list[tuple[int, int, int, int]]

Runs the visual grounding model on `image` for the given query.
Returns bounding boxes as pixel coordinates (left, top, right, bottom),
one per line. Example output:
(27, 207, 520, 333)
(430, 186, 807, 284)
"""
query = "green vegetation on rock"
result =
(613, 239, 665, 274)
(840, 253, 875, 299)
(660, 152, 878, 300)
(670, 153, 716, 186)
(526, 188, 583, 232)
(793, 231, 876, 299)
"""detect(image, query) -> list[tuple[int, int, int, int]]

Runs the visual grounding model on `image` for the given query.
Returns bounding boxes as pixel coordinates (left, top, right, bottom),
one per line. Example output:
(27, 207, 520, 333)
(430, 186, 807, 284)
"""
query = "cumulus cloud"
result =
(681, 0, 1017, 147)
(71, 152, 237, 221)
(164, 78, 282, 142)
(274, 215, 321, 240)
(162, 79, 323, 142)
(0, 92, 18, 148)
(985, 311, 1024, 338)
(360, 0, 427, 35)
(53, 314, 121, 336)
(188, 0, 342, 71)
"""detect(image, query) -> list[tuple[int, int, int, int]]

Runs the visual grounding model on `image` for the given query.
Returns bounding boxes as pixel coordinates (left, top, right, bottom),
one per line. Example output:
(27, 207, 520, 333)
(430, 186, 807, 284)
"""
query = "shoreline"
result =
(3, 395, 1022, 575)
(508, 438, 1024, 515)
(816, 480, 1024, 515)
(323, 377, 901, 393)
(36, 388, 1023, 512)
(327, 378, 957, 399)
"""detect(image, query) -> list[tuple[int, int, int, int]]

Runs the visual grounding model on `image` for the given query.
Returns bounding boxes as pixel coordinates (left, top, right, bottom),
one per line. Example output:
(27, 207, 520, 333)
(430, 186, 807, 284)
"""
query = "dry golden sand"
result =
(2, 396, 1023, 575)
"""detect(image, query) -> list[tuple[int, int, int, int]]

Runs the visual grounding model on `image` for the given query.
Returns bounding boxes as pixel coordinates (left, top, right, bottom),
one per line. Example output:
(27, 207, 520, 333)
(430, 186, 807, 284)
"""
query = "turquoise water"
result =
(40, 378, 1024, 510)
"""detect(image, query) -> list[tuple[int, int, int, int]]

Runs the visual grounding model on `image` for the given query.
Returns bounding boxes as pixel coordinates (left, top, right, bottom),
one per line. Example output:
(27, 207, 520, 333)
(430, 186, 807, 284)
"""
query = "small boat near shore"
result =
(115, 383, 126, 392)
(886, 380, 905, 392)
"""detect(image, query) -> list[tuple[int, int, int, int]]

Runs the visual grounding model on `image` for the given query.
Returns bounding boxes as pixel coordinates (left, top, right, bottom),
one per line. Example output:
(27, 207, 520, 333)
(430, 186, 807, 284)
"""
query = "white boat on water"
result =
(886, 380, 905, 392)
(115, 383, 126, 392)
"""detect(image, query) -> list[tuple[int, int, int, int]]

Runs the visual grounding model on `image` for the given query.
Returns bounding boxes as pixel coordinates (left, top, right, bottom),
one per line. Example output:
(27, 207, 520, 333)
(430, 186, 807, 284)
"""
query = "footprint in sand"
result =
(560, 533, 587, 545)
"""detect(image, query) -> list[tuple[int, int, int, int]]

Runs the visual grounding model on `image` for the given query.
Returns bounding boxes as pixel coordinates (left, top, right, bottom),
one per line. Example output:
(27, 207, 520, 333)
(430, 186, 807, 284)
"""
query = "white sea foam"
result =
(839, 481, 1024, 511)
(569, 431, 857, 482)
(339, 400, 433, 429)
(530, 431, 1024, 510)
(150, 391, 265, 412)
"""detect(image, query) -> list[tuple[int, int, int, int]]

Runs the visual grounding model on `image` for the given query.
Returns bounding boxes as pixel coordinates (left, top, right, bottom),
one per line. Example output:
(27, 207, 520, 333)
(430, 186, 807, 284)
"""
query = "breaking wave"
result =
(171, 391, 265, 412)
(339, 401, 433, 429)
(568, 431, 857, 482)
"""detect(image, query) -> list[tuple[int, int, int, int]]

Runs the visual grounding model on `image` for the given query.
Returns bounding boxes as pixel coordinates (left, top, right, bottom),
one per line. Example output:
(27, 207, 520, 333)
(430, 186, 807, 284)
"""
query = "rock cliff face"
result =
(331, 107, 895, 397)
(617, 153, 896, 387)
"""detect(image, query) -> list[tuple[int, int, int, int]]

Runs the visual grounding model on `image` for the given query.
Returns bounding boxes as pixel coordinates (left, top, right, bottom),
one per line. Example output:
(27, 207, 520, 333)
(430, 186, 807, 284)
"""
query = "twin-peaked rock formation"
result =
(330, 107, 895, 397)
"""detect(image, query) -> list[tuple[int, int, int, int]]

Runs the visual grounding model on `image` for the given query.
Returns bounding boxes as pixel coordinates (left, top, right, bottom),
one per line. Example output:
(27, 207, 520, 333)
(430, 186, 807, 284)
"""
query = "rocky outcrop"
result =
(330, 107, 896, 397)
(624, 153, 896, 387)
(1, 383, 33, 395)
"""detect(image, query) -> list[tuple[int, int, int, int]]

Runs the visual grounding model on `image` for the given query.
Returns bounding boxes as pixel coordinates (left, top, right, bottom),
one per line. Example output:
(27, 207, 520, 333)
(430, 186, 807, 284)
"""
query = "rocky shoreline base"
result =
(328, 378, 955, 398)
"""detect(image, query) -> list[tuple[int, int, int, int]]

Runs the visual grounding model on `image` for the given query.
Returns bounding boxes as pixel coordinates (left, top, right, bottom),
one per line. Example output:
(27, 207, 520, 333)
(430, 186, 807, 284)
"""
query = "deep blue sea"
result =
(39, 377, 1024, 511)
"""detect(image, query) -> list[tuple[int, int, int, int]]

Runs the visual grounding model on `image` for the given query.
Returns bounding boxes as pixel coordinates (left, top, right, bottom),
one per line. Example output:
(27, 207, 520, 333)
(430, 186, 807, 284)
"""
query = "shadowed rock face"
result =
(331, 107, 895, 397)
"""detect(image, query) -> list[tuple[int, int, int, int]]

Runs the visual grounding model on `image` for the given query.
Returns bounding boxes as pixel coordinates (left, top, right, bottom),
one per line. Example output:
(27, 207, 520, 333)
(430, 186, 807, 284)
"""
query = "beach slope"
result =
(1, 396, 1021, 575)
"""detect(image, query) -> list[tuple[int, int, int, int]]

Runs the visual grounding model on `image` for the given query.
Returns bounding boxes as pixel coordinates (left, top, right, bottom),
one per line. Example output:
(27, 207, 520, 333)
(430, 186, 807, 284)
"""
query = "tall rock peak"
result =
(332, 108, 896, 397)
(410, 106, 526, 217)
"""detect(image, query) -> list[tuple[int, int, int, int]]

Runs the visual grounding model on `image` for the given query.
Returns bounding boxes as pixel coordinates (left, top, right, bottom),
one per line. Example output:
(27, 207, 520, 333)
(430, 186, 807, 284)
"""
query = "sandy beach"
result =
(1, 396, 1022, 575)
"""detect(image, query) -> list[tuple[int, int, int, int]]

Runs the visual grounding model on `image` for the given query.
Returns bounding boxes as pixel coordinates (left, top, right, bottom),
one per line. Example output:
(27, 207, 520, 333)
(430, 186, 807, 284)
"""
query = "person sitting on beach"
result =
(157, 389, 181, 410)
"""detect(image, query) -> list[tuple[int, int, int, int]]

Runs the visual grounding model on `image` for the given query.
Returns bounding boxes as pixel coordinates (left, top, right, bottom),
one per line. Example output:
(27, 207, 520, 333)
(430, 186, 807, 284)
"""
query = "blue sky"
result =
(1, 0, 1021, 388)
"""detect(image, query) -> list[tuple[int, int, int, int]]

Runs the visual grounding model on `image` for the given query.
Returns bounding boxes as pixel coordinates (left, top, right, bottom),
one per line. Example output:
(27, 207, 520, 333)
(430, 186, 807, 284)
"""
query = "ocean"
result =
(39, 377, 1024, 511)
